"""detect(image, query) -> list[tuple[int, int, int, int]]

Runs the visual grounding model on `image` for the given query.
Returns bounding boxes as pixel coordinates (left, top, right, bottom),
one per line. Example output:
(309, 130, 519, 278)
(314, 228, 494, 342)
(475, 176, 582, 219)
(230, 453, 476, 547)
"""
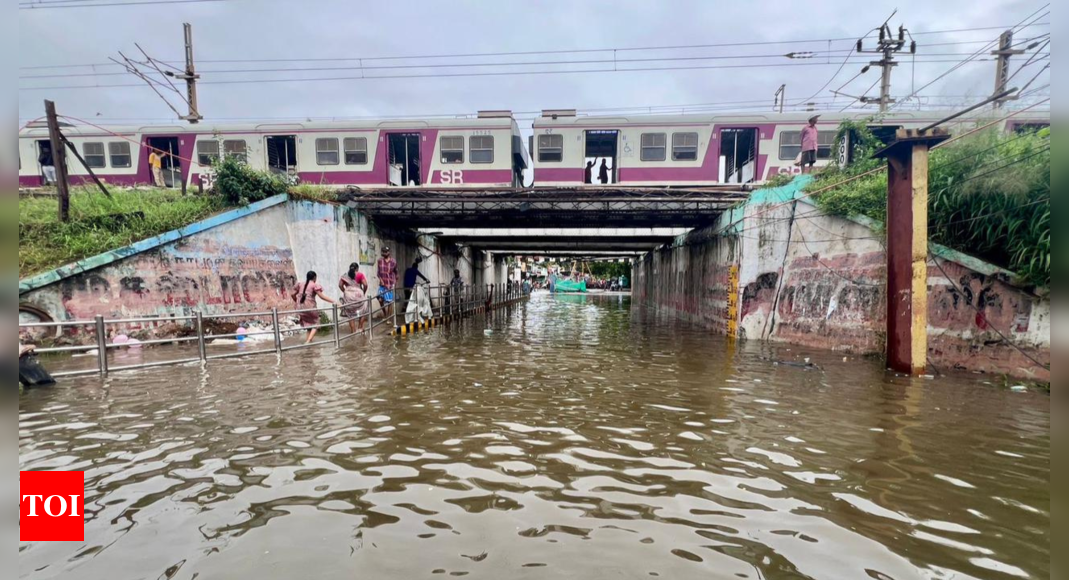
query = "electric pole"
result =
(44, 100, 71, 223)
(179, 23, 202, 123)
(991, 30, 1025, 109)
(857, 23, 916, 112)
(111, 23, 203, 123)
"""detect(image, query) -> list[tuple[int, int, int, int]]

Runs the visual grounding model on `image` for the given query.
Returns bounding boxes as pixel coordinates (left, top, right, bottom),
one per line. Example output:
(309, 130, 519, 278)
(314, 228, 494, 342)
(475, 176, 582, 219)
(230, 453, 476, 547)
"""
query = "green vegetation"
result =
(290, 184, 341, 203)
(19, 189, 224, 277)
(213, 156, 290, 206)
(808, 121, 1050, 288)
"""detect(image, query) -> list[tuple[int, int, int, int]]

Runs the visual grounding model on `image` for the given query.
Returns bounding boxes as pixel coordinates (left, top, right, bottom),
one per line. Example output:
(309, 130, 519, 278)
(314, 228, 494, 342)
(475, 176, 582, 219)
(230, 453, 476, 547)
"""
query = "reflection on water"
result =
(19, 294, 1049, 579)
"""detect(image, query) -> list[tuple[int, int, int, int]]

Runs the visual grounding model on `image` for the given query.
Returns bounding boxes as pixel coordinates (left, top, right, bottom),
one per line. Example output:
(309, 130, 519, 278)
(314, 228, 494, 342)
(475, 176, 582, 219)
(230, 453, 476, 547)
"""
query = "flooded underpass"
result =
(19, 293, 1050, 580)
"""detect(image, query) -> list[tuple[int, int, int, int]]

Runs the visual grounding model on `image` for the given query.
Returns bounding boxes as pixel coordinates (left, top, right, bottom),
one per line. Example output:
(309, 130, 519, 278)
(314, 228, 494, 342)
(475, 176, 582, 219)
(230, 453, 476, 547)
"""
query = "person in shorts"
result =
(376, 247, 398, 319)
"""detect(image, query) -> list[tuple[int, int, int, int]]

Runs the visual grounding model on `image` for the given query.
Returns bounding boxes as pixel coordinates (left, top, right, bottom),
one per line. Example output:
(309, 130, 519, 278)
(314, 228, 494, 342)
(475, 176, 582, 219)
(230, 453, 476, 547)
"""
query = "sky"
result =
(16, 0, 1052, 129)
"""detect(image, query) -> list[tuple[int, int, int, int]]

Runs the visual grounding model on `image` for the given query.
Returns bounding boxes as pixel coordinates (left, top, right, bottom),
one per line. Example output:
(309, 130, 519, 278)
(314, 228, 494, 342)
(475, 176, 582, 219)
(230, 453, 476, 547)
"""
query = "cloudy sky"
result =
(17, 0, 1051, 128)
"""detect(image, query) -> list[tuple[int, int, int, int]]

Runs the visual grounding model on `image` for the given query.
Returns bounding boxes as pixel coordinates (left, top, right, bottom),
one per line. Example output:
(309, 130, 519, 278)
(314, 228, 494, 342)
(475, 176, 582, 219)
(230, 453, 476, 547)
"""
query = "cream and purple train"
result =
(18, 109, 1049, 189)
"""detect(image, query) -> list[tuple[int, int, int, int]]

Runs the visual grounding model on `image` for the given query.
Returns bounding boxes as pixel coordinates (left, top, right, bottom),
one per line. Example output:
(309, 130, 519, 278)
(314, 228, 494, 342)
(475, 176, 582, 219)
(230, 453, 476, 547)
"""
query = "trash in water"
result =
(20, 353, 56, 389)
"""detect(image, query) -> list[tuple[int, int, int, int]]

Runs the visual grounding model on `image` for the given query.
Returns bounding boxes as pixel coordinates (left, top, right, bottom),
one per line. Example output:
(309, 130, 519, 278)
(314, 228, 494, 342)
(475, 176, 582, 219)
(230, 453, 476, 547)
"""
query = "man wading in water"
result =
(376, 247, 399, 320)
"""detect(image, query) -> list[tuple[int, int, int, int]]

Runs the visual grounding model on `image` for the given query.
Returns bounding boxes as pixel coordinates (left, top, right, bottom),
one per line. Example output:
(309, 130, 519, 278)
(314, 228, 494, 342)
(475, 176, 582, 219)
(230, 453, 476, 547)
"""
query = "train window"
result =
(316, 138, 340, 166)
(470, 135, 494, 164)
(223, 140, 247, 163)
(641, 133, 666, 161)
(672, 133, 699, 161)
(538, 134, 563, 163)
(440, 136, 464, 164)
(83, 142, 106, 168)
(197, 141, 220, 165)
(779, 131, 837, 161)
(109, 142, 132, 168)
(344, 137, 368, 165)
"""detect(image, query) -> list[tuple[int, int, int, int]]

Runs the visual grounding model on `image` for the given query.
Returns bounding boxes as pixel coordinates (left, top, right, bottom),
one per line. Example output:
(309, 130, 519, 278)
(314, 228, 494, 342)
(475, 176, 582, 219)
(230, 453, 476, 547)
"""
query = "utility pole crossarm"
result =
(991, 30, 1028, 109)
(856, 23, 915, 113)
(180, 23, 202, 123)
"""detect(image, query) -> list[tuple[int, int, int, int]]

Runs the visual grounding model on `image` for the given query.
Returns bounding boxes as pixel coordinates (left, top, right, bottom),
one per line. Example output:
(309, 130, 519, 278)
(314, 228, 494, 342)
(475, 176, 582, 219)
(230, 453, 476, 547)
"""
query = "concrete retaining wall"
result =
(18, 196, 488, 335)
(634, 178, 1050, 381)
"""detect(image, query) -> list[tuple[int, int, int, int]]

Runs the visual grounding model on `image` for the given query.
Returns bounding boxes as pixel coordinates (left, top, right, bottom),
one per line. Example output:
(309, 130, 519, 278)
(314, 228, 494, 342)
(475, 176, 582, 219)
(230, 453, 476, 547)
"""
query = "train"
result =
(18, 108, 1049, 190)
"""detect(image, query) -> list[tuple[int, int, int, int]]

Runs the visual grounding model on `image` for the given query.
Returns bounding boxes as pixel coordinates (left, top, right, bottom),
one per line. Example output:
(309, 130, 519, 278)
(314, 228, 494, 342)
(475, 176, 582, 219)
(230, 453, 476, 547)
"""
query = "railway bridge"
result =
(339, 185, 749, 260)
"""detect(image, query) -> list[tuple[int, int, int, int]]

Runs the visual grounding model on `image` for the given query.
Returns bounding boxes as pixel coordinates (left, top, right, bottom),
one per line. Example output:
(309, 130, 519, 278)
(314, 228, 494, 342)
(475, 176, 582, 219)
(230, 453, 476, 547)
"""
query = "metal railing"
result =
(21, 282, 530, 379)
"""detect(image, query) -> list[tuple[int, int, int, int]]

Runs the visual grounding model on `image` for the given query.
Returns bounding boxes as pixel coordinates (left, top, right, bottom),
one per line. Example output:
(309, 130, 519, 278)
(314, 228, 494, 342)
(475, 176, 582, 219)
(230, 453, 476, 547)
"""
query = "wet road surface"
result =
(19, 293, 1050, 579)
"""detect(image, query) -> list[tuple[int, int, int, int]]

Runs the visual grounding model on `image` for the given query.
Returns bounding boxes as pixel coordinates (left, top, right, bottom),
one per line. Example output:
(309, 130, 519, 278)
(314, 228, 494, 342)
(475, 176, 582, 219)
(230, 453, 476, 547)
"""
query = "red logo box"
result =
(20, 471, 85, 542)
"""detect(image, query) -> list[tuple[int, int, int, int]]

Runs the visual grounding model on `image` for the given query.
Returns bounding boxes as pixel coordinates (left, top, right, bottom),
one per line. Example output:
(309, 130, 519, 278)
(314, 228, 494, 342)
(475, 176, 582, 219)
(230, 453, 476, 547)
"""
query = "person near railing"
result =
(291, 271, 336, 344)
(450, 269, 465, 314)
(376, 247, 399, 320)
(403, 257, 430, 313)
(339, 262, 369, 335)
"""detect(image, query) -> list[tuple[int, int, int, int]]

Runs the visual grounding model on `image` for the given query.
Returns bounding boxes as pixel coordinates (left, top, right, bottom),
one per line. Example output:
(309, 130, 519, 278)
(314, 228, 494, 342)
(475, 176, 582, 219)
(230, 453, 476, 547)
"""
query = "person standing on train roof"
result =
(584, 160, 595, 184)
(599, 159, 610, 184)
(149, 148, 165, 187)
(800, 115, 820, 175)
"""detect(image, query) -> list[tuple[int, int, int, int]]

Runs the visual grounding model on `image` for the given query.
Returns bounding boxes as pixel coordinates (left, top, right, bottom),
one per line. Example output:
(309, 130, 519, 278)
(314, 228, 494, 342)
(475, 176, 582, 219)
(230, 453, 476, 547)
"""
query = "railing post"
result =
(195, 311, 207, 362)
(272, 308, 282, 355)
(393, 285, 400, 331)
(333, 303, 342, 348)
(95, 315, 108, 376)
(366, 296, 374, 340)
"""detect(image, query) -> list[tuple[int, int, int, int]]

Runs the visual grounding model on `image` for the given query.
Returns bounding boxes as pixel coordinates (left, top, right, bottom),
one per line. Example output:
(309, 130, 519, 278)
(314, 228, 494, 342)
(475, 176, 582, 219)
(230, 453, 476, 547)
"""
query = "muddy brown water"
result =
(19, 294, 1049, 579)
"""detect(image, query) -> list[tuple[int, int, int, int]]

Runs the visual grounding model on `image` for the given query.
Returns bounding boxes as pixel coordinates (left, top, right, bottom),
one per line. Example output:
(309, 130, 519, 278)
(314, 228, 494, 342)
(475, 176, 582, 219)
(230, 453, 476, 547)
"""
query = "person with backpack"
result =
(291, 271, 336, 344)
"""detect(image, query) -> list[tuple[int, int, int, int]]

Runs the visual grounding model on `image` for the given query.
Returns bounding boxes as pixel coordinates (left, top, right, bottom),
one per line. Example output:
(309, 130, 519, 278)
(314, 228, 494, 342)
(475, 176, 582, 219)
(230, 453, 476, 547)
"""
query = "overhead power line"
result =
(18, 52, 1008, 80)
(888, 4, 1050, 113)
(19, 58, 999, 92)
(18, 22, 1050, 71)
(19, 0, 227, 9)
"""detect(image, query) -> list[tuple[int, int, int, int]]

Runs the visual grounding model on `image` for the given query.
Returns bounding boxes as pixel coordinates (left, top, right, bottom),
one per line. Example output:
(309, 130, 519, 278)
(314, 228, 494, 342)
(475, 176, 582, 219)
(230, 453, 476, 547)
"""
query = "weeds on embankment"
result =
(807, 123, 1050, 289)
(19, 188, 224, 278)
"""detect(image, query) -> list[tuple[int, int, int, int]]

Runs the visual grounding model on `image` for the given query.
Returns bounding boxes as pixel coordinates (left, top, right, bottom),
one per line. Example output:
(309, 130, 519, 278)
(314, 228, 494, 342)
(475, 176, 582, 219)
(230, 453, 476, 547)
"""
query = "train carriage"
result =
(19, 108, 1047, 191)
(18, 110, 530, 190)
(531, 109, 1050, 187)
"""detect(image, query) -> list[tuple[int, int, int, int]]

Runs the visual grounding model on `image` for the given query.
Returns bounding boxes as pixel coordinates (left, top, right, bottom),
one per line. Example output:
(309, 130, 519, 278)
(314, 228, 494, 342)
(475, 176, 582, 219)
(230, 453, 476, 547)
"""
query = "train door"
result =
(36, 140, 55, 184)
(719, 128, 759, 184)
(146, 136, 181, 188)
(265, 135, 298, 177)
(387, 133, 422, 187)
(584, 130, 618, 184)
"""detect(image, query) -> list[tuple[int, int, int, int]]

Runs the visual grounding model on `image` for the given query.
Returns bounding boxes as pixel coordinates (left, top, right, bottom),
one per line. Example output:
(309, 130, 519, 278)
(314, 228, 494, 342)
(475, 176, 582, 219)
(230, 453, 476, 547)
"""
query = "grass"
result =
(19, 188, 226, 278)
(289, 184, 341, 203)
(806, 125, 1050, 288)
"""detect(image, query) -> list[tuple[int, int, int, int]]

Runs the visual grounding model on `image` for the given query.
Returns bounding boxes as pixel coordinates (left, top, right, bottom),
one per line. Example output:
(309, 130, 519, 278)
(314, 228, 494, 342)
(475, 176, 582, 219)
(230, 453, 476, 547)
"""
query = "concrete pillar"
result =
(876, 128, 949, 375)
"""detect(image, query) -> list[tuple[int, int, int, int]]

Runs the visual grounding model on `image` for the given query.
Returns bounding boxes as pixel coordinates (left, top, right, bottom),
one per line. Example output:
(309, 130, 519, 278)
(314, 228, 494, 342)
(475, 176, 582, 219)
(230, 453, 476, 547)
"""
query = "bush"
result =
(810, 122, 1050, 288)
(212, 156, 290, 206)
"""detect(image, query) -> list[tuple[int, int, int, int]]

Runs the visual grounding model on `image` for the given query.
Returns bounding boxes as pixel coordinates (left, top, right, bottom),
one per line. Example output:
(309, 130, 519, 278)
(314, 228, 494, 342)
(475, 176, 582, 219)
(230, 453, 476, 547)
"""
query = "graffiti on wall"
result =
(48, 238, 297, 325)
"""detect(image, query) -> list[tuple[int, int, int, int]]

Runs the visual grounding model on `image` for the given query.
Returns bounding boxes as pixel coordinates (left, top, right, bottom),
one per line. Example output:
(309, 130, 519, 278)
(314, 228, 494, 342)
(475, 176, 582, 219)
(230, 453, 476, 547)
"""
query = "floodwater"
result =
(19, 294, 1049, 580)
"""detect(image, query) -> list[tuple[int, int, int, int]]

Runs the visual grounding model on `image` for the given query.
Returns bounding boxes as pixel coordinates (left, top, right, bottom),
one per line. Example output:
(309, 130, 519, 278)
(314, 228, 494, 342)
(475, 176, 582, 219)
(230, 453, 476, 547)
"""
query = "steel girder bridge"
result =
(338, 186, 748, 230)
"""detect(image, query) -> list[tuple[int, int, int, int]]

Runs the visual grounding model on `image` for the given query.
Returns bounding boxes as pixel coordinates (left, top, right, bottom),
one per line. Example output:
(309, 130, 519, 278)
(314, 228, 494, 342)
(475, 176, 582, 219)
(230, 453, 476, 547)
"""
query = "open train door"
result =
(719, 128, 759, 184)
(584, 130, 618, 184)
(146, 136, 182, 189)
(265, 135, 298, 178)
(387, 133, 422, 186)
